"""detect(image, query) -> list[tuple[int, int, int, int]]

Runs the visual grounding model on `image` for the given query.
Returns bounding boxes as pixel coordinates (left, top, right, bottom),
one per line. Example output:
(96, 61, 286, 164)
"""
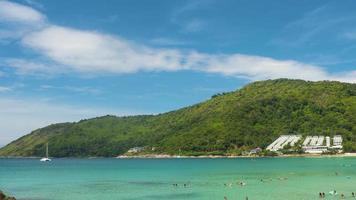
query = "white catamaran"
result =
(40, 143, 51, 162)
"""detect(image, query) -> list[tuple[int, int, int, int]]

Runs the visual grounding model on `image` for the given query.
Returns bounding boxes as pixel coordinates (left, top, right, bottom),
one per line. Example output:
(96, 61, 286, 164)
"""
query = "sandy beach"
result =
(116, 152, 356, 159)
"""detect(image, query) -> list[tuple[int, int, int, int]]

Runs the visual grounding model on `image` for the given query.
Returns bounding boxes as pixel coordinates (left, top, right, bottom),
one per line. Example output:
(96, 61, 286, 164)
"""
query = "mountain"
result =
(1, 79, 355, 157)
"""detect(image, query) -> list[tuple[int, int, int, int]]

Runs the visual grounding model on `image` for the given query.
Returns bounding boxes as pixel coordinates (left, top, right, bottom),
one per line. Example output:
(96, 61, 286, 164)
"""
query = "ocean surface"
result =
(1, 157, 356, 200)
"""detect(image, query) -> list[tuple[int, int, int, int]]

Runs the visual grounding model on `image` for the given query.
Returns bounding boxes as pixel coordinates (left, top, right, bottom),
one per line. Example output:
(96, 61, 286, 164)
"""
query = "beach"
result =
(116, 153, 356, 159)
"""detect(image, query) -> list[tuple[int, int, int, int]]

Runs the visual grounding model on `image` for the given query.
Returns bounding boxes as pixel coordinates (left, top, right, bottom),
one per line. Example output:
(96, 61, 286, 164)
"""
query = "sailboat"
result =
(40, 143, 51, 162)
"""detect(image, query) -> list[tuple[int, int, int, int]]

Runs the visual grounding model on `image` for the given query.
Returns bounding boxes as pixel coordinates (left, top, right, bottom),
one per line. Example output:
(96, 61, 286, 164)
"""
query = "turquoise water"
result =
(1, 158, 356, 200)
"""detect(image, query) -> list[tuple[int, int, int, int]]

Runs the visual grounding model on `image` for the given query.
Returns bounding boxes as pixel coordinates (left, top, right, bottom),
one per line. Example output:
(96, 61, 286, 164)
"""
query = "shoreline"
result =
(2, 153, 356, 159)
(116, 152, 356, 159)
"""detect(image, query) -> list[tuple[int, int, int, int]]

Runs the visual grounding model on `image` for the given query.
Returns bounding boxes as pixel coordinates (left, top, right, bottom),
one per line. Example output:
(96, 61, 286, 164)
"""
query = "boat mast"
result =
(46, 143, 49, 158)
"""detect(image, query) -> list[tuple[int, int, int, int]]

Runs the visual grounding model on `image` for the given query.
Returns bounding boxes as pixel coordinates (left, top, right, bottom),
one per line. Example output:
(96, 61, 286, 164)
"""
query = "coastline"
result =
(116, 152, 356, 159)
(2, 153, 356, 159)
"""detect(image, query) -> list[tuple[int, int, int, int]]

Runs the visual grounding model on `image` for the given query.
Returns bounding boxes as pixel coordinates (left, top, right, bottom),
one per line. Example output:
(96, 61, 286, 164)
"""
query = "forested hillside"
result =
(1, 79, 355, 157)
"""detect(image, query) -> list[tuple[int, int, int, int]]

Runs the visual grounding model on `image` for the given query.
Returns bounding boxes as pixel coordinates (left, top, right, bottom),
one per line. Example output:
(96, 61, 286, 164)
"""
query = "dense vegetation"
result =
(0, 79, 355, 157)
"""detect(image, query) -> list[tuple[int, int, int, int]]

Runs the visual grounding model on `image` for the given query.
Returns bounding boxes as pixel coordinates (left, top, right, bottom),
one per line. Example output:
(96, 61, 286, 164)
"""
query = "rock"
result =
(0, 191, 5, 200)
(0, 191, 16, 200)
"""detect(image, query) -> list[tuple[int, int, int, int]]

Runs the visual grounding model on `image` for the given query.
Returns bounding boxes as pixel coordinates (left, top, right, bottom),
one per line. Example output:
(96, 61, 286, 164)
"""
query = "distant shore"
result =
(2, 153, 356, 159)
(116, 152, 356, 159)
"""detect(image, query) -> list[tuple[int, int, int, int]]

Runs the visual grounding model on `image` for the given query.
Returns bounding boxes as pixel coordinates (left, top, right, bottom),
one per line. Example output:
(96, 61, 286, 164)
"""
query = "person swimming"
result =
(224, 196, 228, 200)
(352, 192, 355, 197)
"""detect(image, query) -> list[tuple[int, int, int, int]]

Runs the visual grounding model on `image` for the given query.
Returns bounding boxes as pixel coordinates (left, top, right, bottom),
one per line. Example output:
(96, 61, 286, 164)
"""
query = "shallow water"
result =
(1, 157, 356, 200)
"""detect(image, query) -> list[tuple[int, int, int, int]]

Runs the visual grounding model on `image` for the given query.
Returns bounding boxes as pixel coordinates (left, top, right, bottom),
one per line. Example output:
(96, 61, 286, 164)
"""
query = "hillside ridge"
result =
(1, 79, 355, 157)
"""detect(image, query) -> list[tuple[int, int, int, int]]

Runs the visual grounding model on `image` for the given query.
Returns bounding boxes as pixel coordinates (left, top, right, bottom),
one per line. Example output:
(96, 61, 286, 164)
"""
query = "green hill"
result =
(1, 79, 356, 157)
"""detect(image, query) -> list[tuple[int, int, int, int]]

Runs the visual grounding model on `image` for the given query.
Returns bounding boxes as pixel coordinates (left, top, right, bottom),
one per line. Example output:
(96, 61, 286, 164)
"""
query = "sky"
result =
(0, 0, 356, 145)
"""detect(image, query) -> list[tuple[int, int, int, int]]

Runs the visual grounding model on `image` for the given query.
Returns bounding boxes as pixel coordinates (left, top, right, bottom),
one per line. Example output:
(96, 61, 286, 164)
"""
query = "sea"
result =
(1, 157, 355, 200)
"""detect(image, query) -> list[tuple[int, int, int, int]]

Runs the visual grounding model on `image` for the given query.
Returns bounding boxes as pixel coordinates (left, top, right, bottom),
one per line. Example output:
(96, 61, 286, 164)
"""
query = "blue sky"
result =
(0, 0, 356, 144)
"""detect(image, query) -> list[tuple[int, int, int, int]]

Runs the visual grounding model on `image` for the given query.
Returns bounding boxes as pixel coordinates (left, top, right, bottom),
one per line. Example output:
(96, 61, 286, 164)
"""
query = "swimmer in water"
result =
(224, 196, 228, 200)
(352, 192, 355, 197)
(341, 193, 345, 199)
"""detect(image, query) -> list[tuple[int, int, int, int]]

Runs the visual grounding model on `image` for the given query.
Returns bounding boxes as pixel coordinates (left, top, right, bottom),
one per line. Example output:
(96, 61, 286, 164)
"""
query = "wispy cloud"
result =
(1, 1, 356, 83)
(17, 24, 356, 83)
(0, 0, 46, 41)
(181, 19, 205, 33)
(170, 0, 212, 33)
(23, 0, 45, 10)
(0, 86, 11, 92)
(39, 84, 102, 95)
(0, 1, 45, 24)
(22, 25, 187, 73)
(272, 3, 356, 47)
(5, 58, 66, 76)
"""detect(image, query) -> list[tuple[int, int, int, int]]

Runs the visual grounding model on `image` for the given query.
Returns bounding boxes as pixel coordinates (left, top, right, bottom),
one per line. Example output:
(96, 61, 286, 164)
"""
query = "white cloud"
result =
(0, 86, 11, 92)
(17, 24, 356, 83)
(201, 54, 331, 81)
(328, 71, 356, 83)
(0, 1, 45, 24)
(22, 25, 187, 73)
(0, 1, 355, 84)
(0, 1, 46, 41)
(6, 58, 65, 75)
(0, 97, 142, 144)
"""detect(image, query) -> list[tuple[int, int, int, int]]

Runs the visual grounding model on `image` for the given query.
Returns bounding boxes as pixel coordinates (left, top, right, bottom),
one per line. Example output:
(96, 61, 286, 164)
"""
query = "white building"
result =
(302, 135, 343, 153)
(330, 135, 343, 150)
(267, 135, 343, 153)
(266, 135, 301, 151)
(127, 147, 145, 153)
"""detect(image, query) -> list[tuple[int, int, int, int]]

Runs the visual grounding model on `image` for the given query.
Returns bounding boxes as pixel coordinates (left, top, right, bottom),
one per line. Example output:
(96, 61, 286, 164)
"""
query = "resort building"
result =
(127, 147, 145, 153)
(267, 135, 343, 153)
(249, 147, 262, 155)
(326, 136, 330, 147)
(302, 135, 343, 153)
(266, 135, 301, 151)
(330, 135, 343, 150)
